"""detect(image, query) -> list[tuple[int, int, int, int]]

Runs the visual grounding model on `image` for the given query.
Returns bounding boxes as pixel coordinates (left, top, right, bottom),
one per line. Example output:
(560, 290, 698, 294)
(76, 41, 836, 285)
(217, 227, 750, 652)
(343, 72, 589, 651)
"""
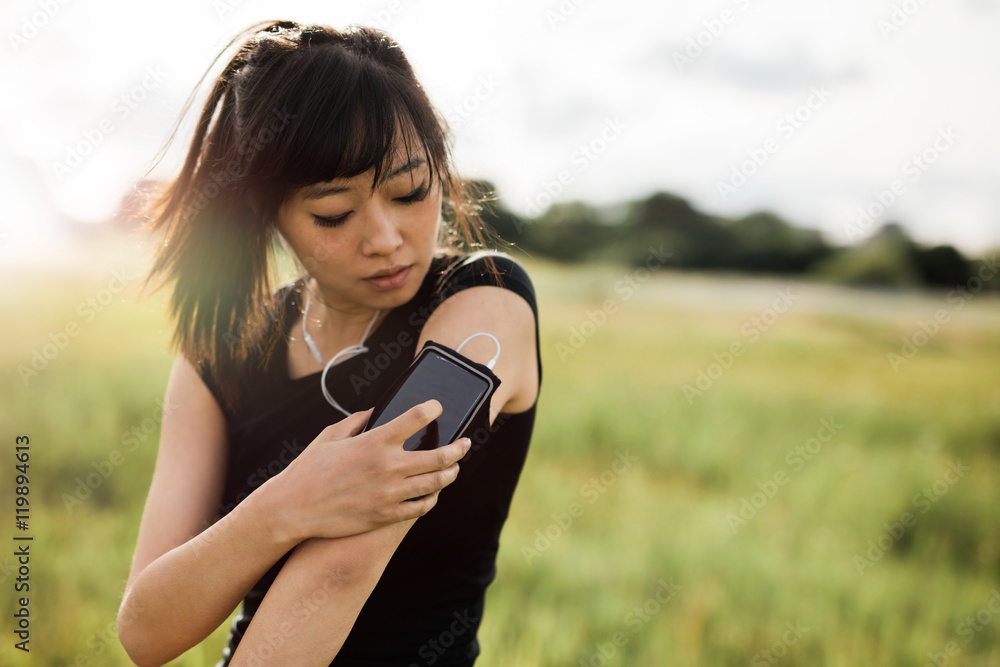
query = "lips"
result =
(364, 264, 412, 291)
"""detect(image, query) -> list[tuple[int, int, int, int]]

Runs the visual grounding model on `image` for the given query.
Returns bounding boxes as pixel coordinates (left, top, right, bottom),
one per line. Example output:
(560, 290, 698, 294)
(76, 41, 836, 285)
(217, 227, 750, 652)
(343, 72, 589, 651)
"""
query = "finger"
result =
(398, 490, 441, 519)
(344, 408, 374, 436)
(398, 437, 471, 476)
(414, 461, 461, 496)
(319, 409, 373, 440)
(371, 399, 443, 445)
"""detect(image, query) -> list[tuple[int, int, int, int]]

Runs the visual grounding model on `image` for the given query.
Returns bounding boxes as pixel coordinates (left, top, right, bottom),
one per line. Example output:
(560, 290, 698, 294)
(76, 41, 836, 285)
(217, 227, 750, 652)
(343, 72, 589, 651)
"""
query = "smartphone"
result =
(362, 341, 499, 451)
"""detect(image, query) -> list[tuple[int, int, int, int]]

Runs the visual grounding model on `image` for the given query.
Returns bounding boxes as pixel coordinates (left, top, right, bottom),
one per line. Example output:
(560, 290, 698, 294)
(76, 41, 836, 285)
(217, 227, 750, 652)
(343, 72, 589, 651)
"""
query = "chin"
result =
(372, 286, 418, 310)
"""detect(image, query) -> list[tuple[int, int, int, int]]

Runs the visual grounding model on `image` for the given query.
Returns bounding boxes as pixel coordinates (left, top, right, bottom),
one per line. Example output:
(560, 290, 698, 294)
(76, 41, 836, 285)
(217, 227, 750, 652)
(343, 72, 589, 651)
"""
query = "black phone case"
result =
(362, 340, 501, 449)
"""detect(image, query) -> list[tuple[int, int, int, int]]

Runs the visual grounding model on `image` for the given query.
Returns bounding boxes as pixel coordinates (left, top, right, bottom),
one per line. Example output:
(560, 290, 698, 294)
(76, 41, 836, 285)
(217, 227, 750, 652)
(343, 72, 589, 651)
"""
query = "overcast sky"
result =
(2, 0, 998, 257)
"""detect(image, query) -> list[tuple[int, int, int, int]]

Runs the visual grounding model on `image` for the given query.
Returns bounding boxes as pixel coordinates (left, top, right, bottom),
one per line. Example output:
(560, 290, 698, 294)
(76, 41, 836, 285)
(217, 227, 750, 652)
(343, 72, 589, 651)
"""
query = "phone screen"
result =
(369, 350, 491, 451)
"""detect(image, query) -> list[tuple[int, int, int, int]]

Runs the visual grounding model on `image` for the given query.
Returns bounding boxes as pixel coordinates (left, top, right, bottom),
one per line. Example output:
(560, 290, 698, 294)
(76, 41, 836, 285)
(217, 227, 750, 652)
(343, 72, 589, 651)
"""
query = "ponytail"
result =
(138, 21, 290, 412)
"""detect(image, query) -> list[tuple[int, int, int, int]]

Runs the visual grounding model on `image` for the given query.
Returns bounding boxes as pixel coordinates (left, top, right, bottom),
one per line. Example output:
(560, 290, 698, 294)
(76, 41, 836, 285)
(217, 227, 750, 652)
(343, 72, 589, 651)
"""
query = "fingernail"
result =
(462, 438, 472, 450)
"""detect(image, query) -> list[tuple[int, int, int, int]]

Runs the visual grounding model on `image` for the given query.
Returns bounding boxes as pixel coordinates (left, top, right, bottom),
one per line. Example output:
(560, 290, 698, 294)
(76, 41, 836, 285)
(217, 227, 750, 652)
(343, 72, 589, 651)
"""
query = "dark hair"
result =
(138, 20, 494, 413)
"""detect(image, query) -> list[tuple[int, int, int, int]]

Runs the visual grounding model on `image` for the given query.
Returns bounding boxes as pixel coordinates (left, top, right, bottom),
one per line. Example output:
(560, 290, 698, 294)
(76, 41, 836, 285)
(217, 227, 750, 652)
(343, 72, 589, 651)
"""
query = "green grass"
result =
(2, 236, 999, 665)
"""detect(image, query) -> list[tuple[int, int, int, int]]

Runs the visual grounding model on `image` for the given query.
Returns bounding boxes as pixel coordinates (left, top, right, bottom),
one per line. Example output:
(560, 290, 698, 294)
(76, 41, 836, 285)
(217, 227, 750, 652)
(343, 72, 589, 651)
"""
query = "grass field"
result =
(1, 234, 998, 666)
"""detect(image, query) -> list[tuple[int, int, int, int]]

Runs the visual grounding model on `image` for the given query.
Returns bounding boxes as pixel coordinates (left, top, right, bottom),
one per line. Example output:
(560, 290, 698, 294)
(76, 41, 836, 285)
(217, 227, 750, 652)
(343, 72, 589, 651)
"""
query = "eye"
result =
(313, 212, 349, 228)
(395, 182, 429, 204)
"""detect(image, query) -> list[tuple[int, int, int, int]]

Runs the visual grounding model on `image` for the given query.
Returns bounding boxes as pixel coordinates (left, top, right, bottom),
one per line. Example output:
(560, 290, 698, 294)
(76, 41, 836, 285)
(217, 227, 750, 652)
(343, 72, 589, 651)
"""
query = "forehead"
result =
(298, 153, 429, 201)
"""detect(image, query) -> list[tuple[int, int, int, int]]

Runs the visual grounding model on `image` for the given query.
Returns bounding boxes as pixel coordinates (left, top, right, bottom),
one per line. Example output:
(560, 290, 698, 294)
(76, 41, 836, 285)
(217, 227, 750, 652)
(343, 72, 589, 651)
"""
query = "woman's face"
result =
(276, 150, 443, 314)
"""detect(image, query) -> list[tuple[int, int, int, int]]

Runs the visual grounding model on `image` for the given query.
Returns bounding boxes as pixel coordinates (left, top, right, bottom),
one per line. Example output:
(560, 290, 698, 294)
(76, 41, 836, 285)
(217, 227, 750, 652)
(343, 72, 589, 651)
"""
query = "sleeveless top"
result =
(199, 252, 541, 666)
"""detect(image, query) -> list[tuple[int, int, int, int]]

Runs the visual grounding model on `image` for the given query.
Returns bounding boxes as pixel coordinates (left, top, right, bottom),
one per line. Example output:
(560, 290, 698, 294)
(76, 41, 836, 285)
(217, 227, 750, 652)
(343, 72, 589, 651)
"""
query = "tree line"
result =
(473, 182, 997, 291)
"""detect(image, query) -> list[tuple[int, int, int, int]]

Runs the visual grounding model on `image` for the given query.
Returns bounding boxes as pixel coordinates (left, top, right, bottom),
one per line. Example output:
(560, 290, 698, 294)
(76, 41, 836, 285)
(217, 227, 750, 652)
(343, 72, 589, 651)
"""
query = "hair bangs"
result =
(252, 44, 443, 202)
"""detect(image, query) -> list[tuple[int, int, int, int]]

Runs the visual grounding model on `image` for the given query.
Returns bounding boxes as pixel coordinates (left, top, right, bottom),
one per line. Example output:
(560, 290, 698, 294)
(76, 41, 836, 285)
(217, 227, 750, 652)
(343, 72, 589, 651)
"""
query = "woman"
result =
(117, 20, 540, 666)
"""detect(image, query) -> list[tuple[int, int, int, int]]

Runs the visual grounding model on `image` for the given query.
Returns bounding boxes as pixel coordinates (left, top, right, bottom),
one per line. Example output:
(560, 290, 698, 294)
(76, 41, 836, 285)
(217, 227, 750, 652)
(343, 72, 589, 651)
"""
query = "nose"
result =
(360, 203, 403, 257)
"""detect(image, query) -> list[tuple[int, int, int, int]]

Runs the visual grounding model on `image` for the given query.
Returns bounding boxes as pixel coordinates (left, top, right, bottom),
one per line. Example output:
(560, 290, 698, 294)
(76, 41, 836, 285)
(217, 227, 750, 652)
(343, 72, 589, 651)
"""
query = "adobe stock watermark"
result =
(853, 458, 970, 576)
(62, 399, 176, 513)
(59, 617, 121, 667)
(726, 417, 843, 533)
(272, 254, 526, 397)
(522, 449, 638, 565)
(545, 0, 590, 30)
(751, 621, 809, 666)
(522, 116, 628, 220)
(672, 0, 756, 73)
(682, 288, 799, 403)
(210, 413, 513, 533)
(717, 85, 834, 202)
(181, 106, 295, 219)
(408, 606, 480, 666)
(347, 331, 414, 394)
(843, 126, 959, 243)
(578, 578, 681, 667)
(445, 75, 501, 130)
(922, 589, 1000, 667)
(887, 255, 999, 372)
(556, 245, 672, 362)
(309, 262, 506, 394)
(7, 0, 73, 53)
(956, 589, 1000, 646)
(18, 267, 140, 385)
(234, 568, 368, 666)
(876, 0, 931, 41)
(347, 284, 483, 395)
(51, 65, 168, 181)
(222, 303, 279, 356)
(212, 0, 247, 19)
(212, 437, 304, 519)
(369, 0, 406, 29)
(218, 248, 303, 357)
(0, 554, 18, 587)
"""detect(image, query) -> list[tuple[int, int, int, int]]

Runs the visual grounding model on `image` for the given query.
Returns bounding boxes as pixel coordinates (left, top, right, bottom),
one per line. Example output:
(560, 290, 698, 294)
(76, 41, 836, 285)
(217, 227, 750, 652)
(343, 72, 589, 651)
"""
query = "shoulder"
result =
(419, 251, 540, 416)
(434, 251, 537, 318)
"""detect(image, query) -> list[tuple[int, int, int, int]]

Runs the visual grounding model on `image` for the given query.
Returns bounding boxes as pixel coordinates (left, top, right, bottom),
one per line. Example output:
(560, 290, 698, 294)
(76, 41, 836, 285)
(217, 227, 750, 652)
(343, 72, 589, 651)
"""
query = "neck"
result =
(301, 278, 384, 362)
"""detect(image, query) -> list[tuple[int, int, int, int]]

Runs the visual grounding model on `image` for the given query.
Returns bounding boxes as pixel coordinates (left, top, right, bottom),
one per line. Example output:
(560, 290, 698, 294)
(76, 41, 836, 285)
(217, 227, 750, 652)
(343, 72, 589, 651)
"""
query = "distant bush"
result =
(813, 224, 975, 289)
(969, 251, 1000, 293)
(911, 244, 971, 289)
(813, 225, 923, 287)
(722, 211, 832, 274)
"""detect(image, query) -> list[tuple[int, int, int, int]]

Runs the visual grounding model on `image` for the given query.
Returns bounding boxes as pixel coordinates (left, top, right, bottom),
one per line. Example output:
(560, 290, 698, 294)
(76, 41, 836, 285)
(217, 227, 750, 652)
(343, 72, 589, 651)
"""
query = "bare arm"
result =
(117, 356, 468, 666)
(230, 511, 419, 664)
(230, 284, 538, 664)
(117, 354, 289, 667)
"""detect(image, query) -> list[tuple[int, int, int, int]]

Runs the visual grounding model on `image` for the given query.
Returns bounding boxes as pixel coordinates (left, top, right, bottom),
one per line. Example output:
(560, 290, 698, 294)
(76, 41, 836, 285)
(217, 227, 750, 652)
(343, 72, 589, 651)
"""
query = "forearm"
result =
(118, 492, 297, 667)
(230, 520, 415, 666)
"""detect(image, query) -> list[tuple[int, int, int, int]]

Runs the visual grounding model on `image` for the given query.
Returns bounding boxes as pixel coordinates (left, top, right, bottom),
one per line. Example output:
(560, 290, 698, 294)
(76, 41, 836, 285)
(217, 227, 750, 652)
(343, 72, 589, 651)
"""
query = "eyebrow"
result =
(301, 157, 428, 200)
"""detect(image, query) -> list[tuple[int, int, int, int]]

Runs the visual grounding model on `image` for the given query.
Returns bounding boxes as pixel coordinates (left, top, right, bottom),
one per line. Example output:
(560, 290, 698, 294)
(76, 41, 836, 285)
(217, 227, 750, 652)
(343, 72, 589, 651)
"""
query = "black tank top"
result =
(200, 252, 541, 666)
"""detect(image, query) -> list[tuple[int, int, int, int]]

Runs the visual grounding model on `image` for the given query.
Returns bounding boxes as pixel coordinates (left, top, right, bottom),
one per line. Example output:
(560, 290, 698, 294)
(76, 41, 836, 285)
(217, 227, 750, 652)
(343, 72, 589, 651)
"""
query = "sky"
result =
(1, 0, 998, 259)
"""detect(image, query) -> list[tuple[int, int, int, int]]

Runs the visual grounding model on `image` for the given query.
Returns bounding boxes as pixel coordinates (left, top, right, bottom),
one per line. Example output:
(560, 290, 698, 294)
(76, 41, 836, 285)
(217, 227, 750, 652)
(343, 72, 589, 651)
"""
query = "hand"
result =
(259, 400, 471, 547)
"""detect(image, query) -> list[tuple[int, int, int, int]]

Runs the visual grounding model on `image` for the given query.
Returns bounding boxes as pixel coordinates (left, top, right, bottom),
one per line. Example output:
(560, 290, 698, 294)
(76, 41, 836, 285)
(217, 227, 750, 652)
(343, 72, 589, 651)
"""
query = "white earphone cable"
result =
(456, 332, 501, 370)
(301, 279, 381, 417)
(300, 277, 501, 416)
